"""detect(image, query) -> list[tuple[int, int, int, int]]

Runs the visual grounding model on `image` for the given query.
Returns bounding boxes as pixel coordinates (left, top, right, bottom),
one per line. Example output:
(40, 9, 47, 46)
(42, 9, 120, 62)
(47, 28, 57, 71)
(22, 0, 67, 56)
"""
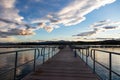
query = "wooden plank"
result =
(23, 46, 100, 80)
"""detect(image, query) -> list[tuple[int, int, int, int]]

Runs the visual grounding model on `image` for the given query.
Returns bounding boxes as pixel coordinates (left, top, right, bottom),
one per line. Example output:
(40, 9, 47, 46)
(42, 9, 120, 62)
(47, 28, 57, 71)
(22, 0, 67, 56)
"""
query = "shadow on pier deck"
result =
(23, 46, 99, 80)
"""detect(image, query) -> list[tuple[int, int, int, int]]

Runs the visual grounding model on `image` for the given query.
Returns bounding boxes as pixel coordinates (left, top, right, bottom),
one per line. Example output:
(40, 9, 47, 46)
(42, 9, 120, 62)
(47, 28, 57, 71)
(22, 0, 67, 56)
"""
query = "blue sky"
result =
(0, 0, 120, 42)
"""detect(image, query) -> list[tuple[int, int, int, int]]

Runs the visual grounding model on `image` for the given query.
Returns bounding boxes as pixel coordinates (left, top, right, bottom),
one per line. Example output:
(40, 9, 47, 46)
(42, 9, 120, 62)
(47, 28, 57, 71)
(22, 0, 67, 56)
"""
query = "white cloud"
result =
(0, 0, 28, 38)
(0, 0, 15, 8)
(44, 26, 54, 33)
(57, 0, 115, 26)
(0, 0, 117, 40)
(35, 22, 60, 32)
(31, 0, 116, 32)
(0, 0, 24, 22)
(0, 0, 38, 38)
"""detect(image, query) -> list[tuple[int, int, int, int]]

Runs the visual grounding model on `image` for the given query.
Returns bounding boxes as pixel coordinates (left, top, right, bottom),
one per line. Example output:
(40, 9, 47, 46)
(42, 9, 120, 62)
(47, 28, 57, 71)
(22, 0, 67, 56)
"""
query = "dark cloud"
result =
(0, 18, 36, 38)
(102, 26, 117, 29)
(74, 20, 120, 37)
(0, 28, 35, 38)
(0, 18, 20, 25)
(0, 18, 32, 28)
(74, 30, 97, 37)
(96, 38, 114, 40)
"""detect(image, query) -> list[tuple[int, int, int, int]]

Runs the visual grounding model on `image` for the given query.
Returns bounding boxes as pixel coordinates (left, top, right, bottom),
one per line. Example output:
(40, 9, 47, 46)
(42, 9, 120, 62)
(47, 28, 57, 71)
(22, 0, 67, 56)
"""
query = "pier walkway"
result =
(23, 46, 99, 80)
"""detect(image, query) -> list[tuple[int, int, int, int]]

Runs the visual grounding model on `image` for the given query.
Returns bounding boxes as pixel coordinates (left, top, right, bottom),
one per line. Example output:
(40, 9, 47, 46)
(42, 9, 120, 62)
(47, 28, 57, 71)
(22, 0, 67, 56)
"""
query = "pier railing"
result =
(0, 47, 59, 80)
(91, 49, 120, 80)
(75, 48, 120, 80)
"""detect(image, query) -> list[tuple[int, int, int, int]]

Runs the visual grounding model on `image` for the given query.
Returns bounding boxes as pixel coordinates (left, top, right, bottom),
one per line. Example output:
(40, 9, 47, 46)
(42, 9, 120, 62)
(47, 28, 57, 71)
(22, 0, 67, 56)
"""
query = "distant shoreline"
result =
(1, 40, 120, 48)
(0, 45, 120, 48)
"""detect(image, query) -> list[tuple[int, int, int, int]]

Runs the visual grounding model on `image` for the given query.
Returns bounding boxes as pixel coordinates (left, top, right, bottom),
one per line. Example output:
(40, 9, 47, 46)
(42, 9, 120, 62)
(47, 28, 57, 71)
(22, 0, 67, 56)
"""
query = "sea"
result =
(0, 47, 119, 80)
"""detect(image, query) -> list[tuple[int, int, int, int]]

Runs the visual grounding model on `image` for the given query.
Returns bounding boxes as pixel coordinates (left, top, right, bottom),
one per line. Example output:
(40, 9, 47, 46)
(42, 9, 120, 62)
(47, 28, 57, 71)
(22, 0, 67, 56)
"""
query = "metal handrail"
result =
(76, 48, 120, 80)
(0, 47, 58, 80)
(0, 48, 38, 80)
(0, 49, 36, 54)
(91, 49, 120, 55)
(95, 59, 120, 77)
(90, 49, 120, 80)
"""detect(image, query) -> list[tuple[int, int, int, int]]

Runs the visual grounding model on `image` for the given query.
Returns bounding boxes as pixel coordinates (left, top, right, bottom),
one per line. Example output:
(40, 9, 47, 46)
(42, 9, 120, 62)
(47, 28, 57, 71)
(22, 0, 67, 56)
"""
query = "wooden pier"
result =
(23, 46, 100, 80)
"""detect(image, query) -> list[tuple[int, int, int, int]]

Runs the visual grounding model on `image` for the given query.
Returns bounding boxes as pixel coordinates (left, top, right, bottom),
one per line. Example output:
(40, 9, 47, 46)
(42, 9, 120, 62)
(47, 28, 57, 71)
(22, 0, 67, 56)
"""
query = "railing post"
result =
(88, 48, 89, 56)
(82, 49, 83, 60)
(93, 50, 95, 73)
(37, 48, 40, 58)
(91, 50, 93, 58)
(79, 49, 81, 53)
(53, 47, 55, 55)
(74, 49, 77, 57)
(48, 47, 50, 59)
(41, 48, 43, 56)
(79, 49, 81, 57)
(14, 51, 18, 80)
(54, 47, 56, 55)
(109, 53, 112, 80)
(33, 49, 36, 71)
(86, 49, 88, 65)
(53, 47, 54, 56)
(80, 49, 81, 58)
(52, 47, 53, 57)
(50, 48, 51, 58)
(43, 48, 45, 63)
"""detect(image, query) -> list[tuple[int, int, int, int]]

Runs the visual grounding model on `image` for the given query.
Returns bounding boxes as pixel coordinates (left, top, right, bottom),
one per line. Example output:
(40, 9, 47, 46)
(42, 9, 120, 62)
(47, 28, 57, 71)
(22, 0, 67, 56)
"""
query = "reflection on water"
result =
(0, 48, 35, 80)
(0, 48, 15, 69)
(94, 48, 120, 73)
(0, 48, 120, 80)
(76, 47, 120, 80)
(0, 48, 33, 69)
(88, 48, 120, 80)
(0, 48, 59, 80)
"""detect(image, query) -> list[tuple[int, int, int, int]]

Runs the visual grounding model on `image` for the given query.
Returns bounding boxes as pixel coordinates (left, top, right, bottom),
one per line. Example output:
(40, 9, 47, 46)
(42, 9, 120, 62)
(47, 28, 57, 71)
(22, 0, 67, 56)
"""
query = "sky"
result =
(0, 0, 120, 42)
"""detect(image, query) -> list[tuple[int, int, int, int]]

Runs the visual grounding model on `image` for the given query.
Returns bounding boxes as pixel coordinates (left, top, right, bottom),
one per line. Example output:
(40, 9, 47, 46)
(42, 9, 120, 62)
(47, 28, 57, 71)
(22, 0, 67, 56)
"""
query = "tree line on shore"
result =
(0, 40, 120, 45)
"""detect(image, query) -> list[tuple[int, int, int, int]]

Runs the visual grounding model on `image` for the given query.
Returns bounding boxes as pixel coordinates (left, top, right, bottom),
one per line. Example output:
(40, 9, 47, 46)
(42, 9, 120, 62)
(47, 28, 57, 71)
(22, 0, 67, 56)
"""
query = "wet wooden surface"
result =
(23, 47, 100, 80)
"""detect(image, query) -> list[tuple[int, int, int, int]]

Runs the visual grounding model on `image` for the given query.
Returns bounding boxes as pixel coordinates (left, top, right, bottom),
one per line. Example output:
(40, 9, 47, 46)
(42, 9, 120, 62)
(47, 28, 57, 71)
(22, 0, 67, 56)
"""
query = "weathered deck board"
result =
(23, 47, 99, 80)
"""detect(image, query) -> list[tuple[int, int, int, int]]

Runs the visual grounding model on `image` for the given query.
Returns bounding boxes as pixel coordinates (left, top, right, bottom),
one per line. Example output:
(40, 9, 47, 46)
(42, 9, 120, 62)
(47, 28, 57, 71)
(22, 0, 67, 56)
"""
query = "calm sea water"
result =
(0, 48, 59, 80)
(78, 48, 120, 80)
(0, 48, 120, 80)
